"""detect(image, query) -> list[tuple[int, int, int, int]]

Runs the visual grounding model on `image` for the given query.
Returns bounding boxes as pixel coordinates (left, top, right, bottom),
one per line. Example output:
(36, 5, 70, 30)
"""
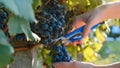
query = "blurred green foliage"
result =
(94, 41, 120, 65)
(0, 30, 14, 67)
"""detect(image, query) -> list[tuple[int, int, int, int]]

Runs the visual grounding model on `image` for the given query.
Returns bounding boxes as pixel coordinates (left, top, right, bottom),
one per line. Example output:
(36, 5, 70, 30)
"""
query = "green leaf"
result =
(66, 45, 77, 59)
(7, 16, 23, 35)
(0, 54, 12, 67)
(0, 0, 36, 22)
(42, 49, 52, 66)
(0, 30, 14, 53)
(87, 0, 102, 10)
(83, 47, 96, 61)
(98, 45, 110, 59)
(20, 17, 34, 40)
(0, 30, 14, 67)
(44, 55, 52, 66)
(8, 15, 40, 41)
(0, 0, 19, 15)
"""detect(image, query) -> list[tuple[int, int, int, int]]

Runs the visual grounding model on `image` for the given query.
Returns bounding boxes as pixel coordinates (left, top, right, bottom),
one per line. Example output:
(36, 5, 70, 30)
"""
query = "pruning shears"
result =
(46, 24, 100, 49)
(59, 24, 99, 42)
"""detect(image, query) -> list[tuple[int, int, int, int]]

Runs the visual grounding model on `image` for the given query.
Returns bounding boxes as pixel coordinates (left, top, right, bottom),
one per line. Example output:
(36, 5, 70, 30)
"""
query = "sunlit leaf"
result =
(93, 42, 103, 52)
(66, 45, 77, 59)
(91, 54, 97, 61)
(44, 55, 52, 66)
(99, 24, 107, 31)
(83, 47, 95, 61)
(41, 48, 52, 66)
(94, 29, 105, 43)
(77, 46, 81, 51)
(82, 37, 89, 43)
(32, 0, 42, 11)
(87, 0, 102, 10)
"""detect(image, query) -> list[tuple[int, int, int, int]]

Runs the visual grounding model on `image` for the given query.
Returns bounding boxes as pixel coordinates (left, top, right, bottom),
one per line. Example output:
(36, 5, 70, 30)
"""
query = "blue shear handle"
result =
(64, 24, 100, 39)
(69, 36, 82, 42)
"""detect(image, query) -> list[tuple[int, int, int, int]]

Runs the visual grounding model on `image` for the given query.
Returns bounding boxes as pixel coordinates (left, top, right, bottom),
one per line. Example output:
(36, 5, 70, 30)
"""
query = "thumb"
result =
(53, 63, 61, 68)
(72, 20, 86, 29)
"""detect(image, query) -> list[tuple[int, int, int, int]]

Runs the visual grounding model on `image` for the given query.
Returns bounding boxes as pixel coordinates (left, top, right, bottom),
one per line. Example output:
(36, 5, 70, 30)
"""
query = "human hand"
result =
(72, 5, 106, 38)
(53, 61, 93, 68)
(53, 61, 120, 68)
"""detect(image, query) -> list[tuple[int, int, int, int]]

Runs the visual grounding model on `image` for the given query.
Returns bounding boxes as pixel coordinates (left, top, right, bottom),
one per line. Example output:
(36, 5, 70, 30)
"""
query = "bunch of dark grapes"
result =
(50, 44, 72, 63)
(0, 8, 8, 30)
(30, 0, 73, 64)
(0, 8, 10, 38)
(31, 0, 66, 47)
(31, 0, 72, 63)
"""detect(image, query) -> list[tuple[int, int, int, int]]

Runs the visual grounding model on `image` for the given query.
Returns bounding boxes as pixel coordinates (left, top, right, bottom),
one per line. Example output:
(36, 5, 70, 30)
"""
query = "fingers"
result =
(53, 62, 76, 68)
(72, 19, 91, 38)
(72, 20, 86, 29)
(53, 63, 61, 68)
(53, 61, 86, 68)
(72, 12, 93, 38)
(82, 25, 91, 38)
(53, 62, 67, 68)
(72, 20, 91, 38)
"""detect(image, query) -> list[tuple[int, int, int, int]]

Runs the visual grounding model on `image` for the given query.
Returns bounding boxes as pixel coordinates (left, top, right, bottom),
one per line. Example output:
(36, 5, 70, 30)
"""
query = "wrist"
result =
(99, 2, 120, 19)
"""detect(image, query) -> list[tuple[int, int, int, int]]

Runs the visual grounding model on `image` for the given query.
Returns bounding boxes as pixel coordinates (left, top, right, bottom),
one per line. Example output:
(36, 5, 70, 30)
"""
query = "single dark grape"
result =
(50, 17, 57, 23)
(41, 23, 49, 30)
(45, 14, 53, 19)
(50, 22, 56, 27)
(42, 39, 49, 45)
(38, 18, 46, 24)
(48, 26, 53, 32)
(48, 38, 53, 43)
